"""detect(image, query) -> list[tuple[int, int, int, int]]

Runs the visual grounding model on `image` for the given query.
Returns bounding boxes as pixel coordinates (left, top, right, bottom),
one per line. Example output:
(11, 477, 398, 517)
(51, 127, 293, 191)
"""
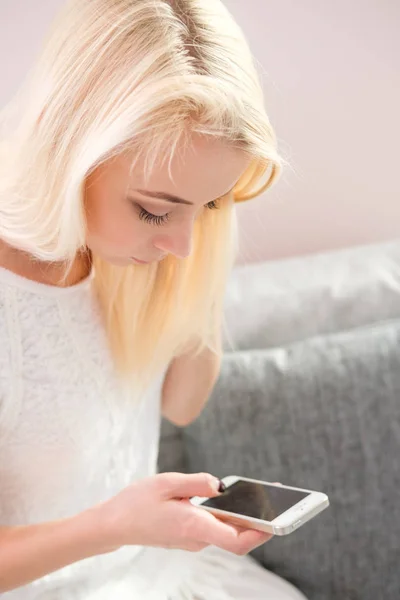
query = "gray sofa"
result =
(158, 241, 400, 600)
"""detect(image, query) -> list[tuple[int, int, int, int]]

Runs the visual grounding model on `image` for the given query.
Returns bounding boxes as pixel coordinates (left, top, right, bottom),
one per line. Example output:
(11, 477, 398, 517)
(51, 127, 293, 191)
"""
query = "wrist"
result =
(73, 503, 122, 557)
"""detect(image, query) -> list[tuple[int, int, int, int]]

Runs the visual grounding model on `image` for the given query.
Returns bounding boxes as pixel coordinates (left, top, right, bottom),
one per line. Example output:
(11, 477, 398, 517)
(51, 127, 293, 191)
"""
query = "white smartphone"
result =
(190, 475, 329, 536)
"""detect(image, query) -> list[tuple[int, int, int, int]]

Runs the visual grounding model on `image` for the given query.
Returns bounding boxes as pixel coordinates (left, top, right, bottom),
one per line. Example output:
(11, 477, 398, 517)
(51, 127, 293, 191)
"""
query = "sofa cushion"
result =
(223, 240, 400, 351)
(181, 320, 400, 600)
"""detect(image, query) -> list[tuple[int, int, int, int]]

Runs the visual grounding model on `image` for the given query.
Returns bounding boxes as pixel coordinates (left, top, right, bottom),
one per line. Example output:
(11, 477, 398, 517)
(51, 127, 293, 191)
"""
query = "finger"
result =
(208, 524, 272, 556)
(232, 529, 273, 555)
(183, 540, 209, 552)
(191, 509, 273, 554)
(189, 506, 245, 546)
(159, 472, 222, 499)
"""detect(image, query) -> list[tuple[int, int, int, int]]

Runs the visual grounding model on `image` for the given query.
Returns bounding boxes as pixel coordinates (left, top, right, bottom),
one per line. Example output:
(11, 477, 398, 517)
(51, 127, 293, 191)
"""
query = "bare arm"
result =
(162, 336, 222, 427)
(0, 508, 115, 593)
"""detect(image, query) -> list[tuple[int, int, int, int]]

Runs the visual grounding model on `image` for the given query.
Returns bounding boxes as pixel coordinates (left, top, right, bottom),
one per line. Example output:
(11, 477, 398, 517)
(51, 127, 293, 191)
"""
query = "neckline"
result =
(0, 265, 94, 297)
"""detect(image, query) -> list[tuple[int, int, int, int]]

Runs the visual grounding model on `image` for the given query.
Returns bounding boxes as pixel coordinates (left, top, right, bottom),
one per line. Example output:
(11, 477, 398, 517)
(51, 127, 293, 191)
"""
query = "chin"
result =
(99, 255, 135, 267)
(109, 256, 152, 267)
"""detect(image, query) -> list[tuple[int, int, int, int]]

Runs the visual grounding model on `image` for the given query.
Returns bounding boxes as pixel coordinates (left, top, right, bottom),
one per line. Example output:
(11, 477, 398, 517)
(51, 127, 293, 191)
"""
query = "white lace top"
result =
(0, 266, 191, 600)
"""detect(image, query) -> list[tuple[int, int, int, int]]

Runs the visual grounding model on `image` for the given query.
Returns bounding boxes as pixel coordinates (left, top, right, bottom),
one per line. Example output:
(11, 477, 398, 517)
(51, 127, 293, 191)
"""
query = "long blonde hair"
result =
(0, 0, 281, 387)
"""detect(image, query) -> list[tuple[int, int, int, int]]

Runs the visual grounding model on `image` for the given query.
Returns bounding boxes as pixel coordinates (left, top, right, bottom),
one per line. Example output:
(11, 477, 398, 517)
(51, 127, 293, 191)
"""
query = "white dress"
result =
(0, 266, 307, 600)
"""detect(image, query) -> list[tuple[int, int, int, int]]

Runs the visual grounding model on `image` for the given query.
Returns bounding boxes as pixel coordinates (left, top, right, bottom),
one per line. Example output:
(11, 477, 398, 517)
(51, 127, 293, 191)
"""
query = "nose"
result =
(153, 224, 193, 260)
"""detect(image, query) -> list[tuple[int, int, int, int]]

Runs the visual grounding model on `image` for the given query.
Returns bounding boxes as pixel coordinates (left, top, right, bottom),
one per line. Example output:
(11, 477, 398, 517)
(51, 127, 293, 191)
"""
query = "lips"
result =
(131, 255, 166, 264)
(130, 257, 149, 265)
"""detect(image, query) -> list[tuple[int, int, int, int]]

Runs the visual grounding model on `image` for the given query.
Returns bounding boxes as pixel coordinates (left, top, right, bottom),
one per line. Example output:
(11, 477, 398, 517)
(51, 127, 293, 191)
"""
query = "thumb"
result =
(160, 472, 223, 499)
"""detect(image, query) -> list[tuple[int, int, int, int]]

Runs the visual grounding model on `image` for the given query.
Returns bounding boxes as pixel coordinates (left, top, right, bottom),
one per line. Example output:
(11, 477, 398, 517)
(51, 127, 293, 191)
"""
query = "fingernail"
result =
(218, 480, 226, 493)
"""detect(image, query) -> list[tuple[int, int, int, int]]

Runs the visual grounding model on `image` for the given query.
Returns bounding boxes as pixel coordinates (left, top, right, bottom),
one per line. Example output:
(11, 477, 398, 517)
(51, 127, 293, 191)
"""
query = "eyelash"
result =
(138, 200, 219, 226)
(138, 209, 170, 226)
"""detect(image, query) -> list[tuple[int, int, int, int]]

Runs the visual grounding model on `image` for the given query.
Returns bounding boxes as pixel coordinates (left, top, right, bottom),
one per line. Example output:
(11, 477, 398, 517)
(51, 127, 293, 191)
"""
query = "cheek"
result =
(86, 194, 136, 246)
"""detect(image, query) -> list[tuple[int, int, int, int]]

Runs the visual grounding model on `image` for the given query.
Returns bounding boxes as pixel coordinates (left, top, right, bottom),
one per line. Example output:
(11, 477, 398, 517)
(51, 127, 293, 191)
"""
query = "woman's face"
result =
(84, 134, 250, 266)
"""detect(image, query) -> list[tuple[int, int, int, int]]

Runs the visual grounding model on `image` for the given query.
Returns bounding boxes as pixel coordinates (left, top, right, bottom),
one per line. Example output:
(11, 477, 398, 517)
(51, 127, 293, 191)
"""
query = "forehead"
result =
(124, 133, 251, 204)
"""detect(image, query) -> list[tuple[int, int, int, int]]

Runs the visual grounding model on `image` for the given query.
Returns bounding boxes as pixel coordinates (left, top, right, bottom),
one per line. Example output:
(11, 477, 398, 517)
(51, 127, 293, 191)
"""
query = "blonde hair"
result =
(0, 0, 281, 388)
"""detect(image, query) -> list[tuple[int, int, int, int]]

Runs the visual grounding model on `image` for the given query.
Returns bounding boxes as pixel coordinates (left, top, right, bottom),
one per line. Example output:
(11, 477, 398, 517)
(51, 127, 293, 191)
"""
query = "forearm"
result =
(0, 507, 114, 593)
(162, 342, 222, 427)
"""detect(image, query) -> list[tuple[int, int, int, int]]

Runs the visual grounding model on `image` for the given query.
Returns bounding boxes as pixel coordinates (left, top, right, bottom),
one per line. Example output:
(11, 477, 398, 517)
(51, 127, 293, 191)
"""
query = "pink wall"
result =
(225, 0, 400, 261)
(1, 1, 399, 262)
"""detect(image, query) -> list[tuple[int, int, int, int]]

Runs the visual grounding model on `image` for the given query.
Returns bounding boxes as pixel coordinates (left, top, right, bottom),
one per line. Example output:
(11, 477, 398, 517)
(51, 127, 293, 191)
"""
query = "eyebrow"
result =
(134, 189, 194, 206)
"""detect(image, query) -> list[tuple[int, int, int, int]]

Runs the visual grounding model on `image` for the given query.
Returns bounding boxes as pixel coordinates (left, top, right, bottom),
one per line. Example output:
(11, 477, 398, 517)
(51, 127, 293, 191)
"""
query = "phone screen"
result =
(201, 480, 310, 521)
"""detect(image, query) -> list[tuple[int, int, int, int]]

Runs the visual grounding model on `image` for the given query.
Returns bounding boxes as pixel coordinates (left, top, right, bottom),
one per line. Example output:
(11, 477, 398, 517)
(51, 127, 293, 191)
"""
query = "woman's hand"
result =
(97, 472, 272, 555)
(0, 472, 272, 593)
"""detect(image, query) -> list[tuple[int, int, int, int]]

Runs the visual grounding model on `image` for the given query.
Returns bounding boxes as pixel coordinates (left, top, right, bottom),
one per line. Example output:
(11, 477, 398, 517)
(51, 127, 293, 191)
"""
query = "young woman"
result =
(0, 1, 307, 598)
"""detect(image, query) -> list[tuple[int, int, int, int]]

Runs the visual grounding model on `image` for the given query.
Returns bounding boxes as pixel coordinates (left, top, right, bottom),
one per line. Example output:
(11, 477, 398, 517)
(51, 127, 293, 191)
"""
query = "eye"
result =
(135, 199, 219, 226)
(206, 200, 219, 210)
(138, 208, 170, 226)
